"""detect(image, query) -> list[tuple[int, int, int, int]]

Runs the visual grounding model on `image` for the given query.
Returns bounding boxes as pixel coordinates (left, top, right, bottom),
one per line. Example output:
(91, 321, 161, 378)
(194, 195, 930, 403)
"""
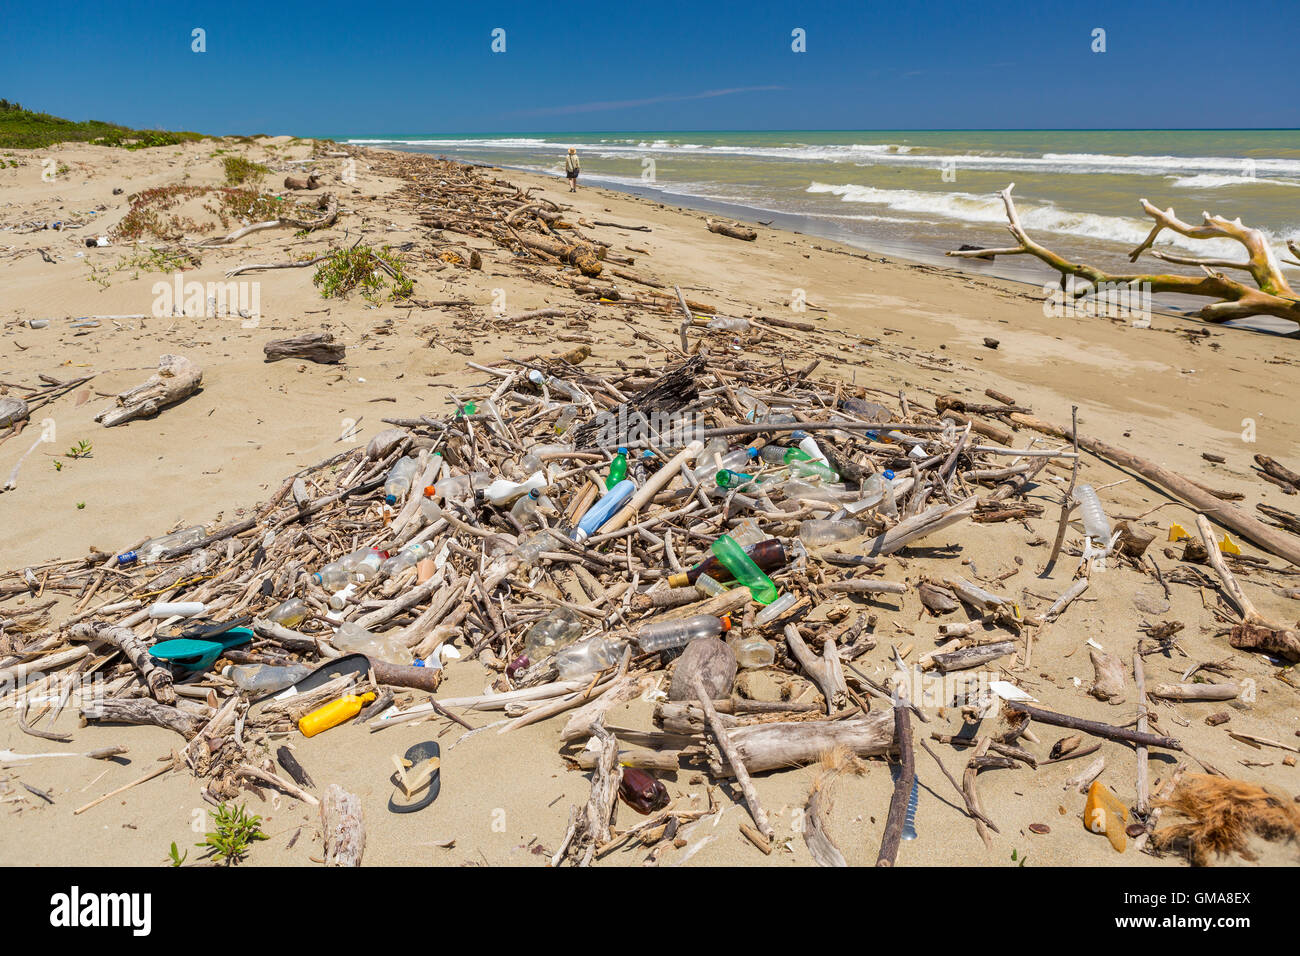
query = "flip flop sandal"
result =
(388, 741, 441, 814)
(148, 628, 254, 671)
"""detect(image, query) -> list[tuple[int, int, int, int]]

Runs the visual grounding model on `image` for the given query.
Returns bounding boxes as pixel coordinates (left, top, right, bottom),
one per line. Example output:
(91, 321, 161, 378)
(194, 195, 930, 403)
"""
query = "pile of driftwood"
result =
(2, 334, 1299, 865)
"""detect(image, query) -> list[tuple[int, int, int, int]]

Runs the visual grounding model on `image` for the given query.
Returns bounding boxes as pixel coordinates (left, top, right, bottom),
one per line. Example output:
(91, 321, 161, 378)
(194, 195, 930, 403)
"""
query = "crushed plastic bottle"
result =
(554, 405, 580, 435)
(520, 442, 573, 475)
(798, 518, 869, 549)
(711, 534, 778, 604)
(636, 614, 731, 653)
(266, 597, 309, 628)
(419, 485, 443, 523)
(138, 526, 207, 564)
(524, 607, 586, 659)
(707, 316, 751, 332)
(731, 633, 776, 668)
(332, 620, 413, 665)
(517, 529, 566, 567)
(380, 541, 430, 579)
(483, 471, 547, 506)
(554, 636, 627, 678)
(223, 663, 312, 694)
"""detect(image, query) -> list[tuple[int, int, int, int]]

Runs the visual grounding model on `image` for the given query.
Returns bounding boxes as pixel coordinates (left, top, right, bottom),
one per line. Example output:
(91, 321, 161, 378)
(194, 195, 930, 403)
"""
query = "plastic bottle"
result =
(572, 478, 636, 542)
(798, 519, 869, 549)
(147, 602, 207, 619)
(692, 446, 756, 483)
(695, 573, 728, 597)
(631, 449, 656, 484)
(554, 636, 628, 679)
(715, 469, 757, 490)
(669, 538, 787, 588)
(223, 662, 312, 694)
(517, 529, 565, 567)
(520, 442, 573, 475)
(1074, 484, 1112, 541)
(328, 583, 356, 611)
(139, 526, 207, 564)
(419, 485, 443, 523)
(299, 691, 376, 737)
(483, 471, 547, 506)
(332, 620, 414, 665)
(383, 456, 421, 505)
(753, 592, 797, 626)
(636, 614, 731, 653)
(606, 447, 628, 490)
(528, 368, 584, 403)
(788, 458, 840, 483)
(711, 534, 778, 604)
(728, 518, 767, 547)
(511, 488, 543, 526)
(524, 607, 586, 659)
(554, 405, 580, 435)
(313, 561, 350, 592)
(707, 316, 751, 332)
(266, 597, 309, 628)
(791, 430, 828, 465)
(834, 469, 897, 519)
(380, 542, 429, 579)
(350, 548, 385, 582)
(783, 446, 814, 465)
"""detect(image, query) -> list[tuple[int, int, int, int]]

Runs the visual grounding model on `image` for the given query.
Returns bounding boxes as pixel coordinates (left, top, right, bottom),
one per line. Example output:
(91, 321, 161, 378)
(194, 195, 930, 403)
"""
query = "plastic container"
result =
(572, 478, 636, 542)
(695, 573, 728, 597)
(715, 469, 757, 490)
(266, 597, 309, 628)
(791, 430, 828, 465)
(327, 583, 356, 611)
(636, 614, 731, 653)
(524, 607, 586, 659)
(753, 592, 797, 626)
(139, 526, 207, 564)
(419, 485, 442, 523)
(711, 534, 778, 604)
(313, 561, 350, 592)
(349, 548, 385, 583)
(1074, 484, 1112, 542)
(332, 621, 413, 665)
(380, 542, 429, 579)
(528, 369, 584, 402)
(669, 538, 787, 589)
(299, 691, 376, 737)
(707, 316, 750, 332)
(731, 634, 776, 669)
(692, 446, 756, 483)
(606, 447, 628, 489)
(520, 442, 573, 475)
(554, 405, 580, 435)
(788, 458, 840, 483)
(223, 663, 311, 694)
(517, 529, 565, 567)
(554, 636, 627, 679)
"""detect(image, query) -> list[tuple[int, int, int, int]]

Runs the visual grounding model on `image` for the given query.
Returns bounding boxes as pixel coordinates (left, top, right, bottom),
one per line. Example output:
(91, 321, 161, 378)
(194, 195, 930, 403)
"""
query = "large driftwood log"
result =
(94, 354, 201, 427)
(263, 332, 345, 365)
(284, 172, 322, 190)
(81, 697, 199, 737)
(948, 184, 1299, 325)
(69, 620, 175, 704)
(320, 784, 365, 866)
(707, 712, 895, 776)
(868, 496, 978, 555)
(0, 397, 29, 430)
(706, 218, 757, 241)
(516, 233, 604, 276)
(693, 673, 773, 840)
(203, 193, 339, 246)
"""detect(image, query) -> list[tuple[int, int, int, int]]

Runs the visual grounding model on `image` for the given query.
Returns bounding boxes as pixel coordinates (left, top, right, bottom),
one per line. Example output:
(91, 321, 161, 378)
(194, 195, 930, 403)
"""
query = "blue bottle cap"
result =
(413, 658, 426, 668)
(791, 429, 808, 441)
(883, 470, 896, 480)
(641, 449, 655, 459)
(311, 572, 322, 584)
(384, 494, 397, 505)
(867, 430, 879, 441)
(617, 446, 628, 455)
(745, 446, 759, 458)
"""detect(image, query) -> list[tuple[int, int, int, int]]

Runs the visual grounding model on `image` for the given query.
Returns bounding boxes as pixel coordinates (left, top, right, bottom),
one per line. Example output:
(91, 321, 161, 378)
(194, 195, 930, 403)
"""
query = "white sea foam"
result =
(1168, 173, 1300, 189)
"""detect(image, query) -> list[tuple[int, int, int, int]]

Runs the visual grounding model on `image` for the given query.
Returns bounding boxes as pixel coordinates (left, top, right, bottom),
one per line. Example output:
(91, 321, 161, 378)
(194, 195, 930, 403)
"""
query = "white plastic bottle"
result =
(483, 470, 547, 506)
(1073, 484, 1111, 541)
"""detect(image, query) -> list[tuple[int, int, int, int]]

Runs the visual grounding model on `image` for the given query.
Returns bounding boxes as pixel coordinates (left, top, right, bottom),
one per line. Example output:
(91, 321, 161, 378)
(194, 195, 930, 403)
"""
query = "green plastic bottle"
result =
(606, 447, 628, 490)
(783, 447, 814, 464)
(789, 458, 840, 483)
(710, 534, 778, 605)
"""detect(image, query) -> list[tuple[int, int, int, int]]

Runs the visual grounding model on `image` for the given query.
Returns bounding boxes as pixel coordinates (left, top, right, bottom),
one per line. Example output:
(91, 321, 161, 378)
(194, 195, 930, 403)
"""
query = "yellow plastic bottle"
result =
(299, 692, 376, 738)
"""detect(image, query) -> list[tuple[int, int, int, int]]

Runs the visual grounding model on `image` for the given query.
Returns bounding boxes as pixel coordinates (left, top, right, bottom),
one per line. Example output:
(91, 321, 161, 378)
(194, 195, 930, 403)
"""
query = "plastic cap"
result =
(616, 446, 628, 455)
(311, 572, 322, 584)
(719, 615, 732, 632)
(883, 470, 895, 480)
(528, 488, 540, 499)
(641, 450, 655, 459)
(791, 430, 808, 441)
(423, 485, 437, 498)
(384, 494, 397, 505)
(745, 446, 758, 458)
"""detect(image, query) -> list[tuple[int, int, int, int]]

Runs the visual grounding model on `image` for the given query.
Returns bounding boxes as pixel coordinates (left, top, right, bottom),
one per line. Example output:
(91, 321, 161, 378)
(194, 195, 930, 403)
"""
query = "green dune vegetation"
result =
(0, 99, 204, 150)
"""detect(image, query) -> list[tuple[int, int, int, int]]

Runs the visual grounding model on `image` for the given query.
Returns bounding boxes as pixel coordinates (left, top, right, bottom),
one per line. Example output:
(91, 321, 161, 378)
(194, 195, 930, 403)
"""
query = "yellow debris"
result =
(1168, 522, 1189, 542)
(1084, 780, 1129, 852)
(1219, 533, 1241, 555)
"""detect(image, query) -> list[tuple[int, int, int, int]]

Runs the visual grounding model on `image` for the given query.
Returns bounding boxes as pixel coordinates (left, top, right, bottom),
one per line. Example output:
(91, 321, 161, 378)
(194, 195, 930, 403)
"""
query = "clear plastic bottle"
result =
(139, 526, 208, 563)
(554, 405, 580, 435)
(636, 614, 730, 653)
(419, 485, 443, 523)
(554, 636, 627, 679)
(223, 662, 312, 694)
(266, 597, 309, 628)
(524, 607, 586, 659)
(350, 548, 385, 582)
(383, 456, 421, 505)
(313, 561, 350, 592)
(695, 573, 728, 597)
(517, 529, 565, 567)
(520, 442, 573, 475)
(1073, 484, 1112, 541)
(798, 518, 869, 548)
(753, 592, 797, 626)
(380, 541, 429, 579)
(528, 369, 584, 403)
(707, 316, 751, 332)
(332, 620, 413, 665)
(692, 445, 756, 483)
(788, 458, 840, 483)
(834, 470, 897, 519)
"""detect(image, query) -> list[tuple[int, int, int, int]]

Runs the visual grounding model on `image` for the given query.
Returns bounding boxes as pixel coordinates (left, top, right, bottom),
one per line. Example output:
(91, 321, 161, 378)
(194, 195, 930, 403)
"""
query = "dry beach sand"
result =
(1, 137, 1297, 867)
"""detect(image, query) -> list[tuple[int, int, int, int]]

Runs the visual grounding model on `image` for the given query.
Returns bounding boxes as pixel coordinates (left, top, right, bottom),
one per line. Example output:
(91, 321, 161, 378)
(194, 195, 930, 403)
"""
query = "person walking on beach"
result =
(565, 147, 580, 192)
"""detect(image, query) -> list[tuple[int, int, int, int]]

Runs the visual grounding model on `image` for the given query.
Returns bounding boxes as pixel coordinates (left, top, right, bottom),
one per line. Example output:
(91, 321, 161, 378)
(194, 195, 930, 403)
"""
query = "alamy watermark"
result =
(152, 273, 260, 327)
(1043, 279, 1152, 326)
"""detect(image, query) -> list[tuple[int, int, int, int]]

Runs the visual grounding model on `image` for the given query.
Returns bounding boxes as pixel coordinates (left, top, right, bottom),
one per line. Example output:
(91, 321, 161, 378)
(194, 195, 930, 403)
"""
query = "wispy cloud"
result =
(519, 85, 784, 117)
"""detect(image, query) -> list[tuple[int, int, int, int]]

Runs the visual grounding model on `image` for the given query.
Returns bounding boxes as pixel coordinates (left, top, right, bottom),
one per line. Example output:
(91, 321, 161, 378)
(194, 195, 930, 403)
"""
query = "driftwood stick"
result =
(693, 673, 773, 840)
(1006, 700, 1182, 750)
(962, 736, 994, 848)
(1134, 652, 1150, 815)
(875, 703, 915, 867)
(69, 620, 175, 704)
(81, 697, 199, 738)
(320, 784, 365, 866)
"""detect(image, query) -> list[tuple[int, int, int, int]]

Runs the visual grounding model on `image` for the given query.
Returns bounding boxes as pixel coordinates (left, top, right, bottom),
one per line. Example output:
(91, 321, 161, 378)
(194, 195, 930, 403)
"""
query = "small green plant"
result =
(166, 842, 187, 867)
(76, 501, 86, 510)
(1010, 848, 1027, 866)
(313, 245, 413, 303)
(65, 439, 92, 459)
(222, 155, 268, 186)
(52, 460, 62, 472)
(196, 802, 266, 865)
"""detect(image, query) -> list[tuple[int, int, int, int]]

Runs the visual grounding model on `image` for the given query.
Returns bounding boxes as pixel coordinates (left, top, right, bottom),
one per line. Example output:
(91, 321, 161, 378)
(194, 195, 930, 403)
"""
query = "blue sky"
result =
(2, 0, 1296, 134)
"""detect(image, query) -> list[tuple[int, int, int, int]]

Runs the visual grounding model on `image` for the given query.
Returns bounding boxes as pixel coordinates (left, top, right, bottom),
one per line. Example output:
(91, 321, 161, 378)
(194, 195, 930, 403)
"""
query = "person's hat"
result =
(568, 147, 576, 153)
